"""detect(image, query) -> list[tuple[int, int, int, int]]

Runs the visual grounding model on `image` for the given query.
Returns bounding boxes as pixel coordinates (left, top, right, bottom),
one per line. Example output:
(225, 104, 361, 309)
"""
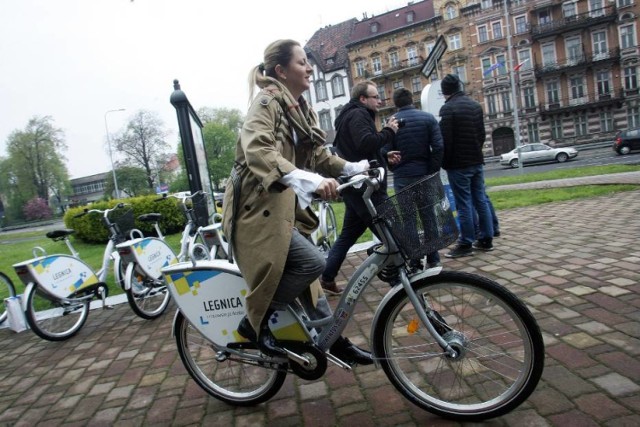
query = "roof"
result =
(348, 0, 435, 46)
(305, 18, 358, 72)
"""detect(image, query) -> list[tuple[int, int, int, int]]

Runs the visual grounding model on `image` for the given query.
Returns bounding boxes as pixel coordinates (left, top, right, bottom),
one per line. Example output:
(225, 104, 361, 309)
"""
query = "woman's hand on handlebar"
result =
(315, 178, 339, 201)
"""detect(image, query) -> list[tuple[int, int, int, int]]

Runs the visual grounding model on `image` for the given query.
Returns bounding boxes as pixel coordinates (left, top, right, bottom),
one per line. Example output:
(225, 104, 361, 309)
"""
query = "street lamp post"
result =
(104, 108, 126, 198)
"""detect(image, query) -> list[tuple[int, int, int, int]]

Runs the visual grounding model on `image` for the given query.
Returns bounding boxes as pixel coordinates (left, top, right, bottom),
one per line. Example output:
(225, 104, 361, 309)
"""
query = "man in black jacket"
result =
(439, 74, 494, 258)
(320, 80, 399, 294)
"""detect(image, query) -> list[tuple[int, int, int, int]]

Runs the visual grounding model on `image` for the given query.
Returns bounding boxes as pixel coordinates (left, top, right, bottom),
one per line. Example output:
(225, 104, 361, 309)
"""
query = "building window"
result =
(527, 122, 540, 143)
(569, 76, 586, 104)
(574, 112, 588, 136)
(411, 76, 422, 93)
(446, 4, 458, 20)
(370, 22, 378, 33)
(590, 0, 605, 17)
(596, 70, 611, 95)
(501, 92, 512, 112)
(542, 43, 556, 66)
(600, 111, 613, 132)
(628, 106, 640, 128)
(517, 49, 532, 70)
(372, 56, 382, 75)
(523, 87, 535, 108)
(563, 2, 577, 19)
(496, 54, 506, 75)
(389, 50, 400, 68)
(452, 65, 466, 82)
(486, 94, 497, 115)
(618, 0, 632, 7)
(315, 80, 328, 101)
(592, 31, 608, 60)
(620, 24, 636, 49)
(539, 9, 551, 25)
(393, 80, 403, 90)
(448, 34, 462, 50)
(624, 66, 638, 90)
(318, 111, 332, 131)
(550, 117, 563, 139)
(566, 37, 584, 64)
(331, 75, 345, 97)
(546, 81, 560, 104)
(407, 45, 419, 66)
(406, 12, 415, 23)
(355, 60, 366, 77)
(492, 21, 503, 39)
(424, 41, 435, 56)
(482, 57, 492, 76)
(478, 25, 489, 43)
(377, 85, 385, 100)
(481, 0, 492, 9)
(514, 15, 527, 34)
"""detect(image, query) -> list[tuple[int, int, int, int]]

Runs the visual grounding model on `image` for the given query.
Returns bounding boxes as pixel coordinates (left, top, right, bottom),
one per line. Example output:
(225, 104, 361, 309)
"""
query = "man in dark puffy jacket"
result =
(439, 74, 494, 258)
(383, 87, 444, 268)
(320, 80, 399, 294)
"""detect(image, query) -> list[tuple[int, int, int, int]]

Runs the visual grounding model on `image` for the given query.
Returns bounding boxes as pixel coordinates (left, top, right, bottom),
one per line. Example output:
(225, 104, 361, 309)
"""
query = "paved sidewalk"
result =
(1, 189, 639, 426)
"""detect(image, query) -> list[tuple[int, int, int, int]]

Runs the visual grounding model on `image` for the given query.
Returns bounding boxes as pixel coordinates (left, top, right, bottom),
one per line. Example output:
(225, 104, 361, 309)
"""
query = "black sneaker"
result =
(472, 239, 494, 252)
(494, 230, 501, 237)
(445, 244, 473, 258)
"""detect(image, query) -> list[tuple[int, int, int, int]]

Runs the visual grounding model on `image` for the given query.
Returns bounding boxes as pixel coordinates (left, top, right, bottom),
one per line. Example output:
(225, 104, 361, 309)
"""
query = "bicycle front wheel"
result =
(125, 266, 171, 320)
(25, 285, 90, 341)
(174, 311, 287, 405)
(372, 271, 544, 421)
(321, 203, 339, 249)
(0, 272, 17, 324)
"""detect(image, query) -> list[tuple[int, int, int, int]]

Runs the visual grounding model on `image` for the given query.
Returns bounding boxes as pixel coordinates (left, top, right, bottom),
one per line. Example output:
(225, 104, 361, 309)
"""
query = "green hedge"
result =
(64, 195, 187, 243)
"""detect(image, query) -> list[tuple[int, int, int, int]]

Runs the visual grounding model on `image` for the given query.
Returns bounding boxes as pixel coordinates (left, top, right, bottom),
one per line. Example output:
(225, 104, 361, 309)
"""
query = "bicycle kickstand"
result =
(99, 285, 114, 310)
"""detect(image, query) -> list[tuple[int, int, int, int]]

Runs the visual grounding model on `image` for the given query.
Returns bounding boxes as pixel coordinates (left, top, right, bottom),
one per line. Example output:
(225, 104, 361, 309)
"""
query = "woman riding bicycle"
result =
(222, 39, 371, 364)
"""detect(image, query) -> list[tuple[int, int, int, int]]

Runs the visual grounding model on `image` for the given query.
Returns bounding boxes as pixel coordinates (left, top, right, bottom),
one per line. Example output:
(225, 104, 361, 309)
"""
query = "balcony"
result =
(534, 48, 620, 78)
(531, 5, 617, 40)
(370, 56, 425, 81)
(539, 88, 624, 118)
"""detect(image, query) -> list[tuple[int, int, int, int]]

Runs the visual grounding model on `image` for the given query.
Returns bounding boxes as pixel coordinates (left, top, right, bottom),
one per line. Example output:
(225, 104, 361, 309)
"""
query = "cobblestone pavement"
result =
(1, 188, 639, 426)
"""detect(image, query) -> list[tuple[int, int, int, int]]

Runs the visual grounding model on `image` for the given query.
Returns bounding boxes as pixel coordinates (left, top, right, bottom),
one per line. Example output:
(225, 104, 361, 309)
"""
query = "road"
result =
(485, 145, 640, 179)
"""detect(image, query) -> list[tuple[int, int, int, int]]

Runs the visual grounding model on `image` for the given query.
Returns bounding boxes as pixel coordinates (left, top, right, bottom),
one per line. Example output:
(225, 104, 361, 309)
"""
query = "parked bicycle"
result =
(161, 167, 544, 421)
(12, 204, 132, 341)
(115, 191, 230, 319)
(0, 271, 17, 325)
(310, 198, 338, 255)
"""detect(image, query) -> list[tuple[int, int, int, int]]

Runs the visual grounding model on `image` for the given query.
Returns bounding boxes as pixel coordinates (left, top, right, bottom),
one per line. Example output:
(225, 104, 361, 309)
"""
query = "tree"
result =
(103, 165, 152, 198)
(201, 122, 236, 190)
(197, 107, 243, 136)
(23, 197, 53, 221)
(112, 110, 170, 191)
(0, 116, 69, 221)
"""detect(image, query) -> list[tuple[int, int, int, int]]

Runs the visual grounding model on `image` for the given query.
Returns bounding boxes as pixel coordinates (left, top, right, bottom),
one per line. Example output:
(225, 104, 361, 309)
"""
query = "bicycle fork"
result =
(398, 268, 459, 359)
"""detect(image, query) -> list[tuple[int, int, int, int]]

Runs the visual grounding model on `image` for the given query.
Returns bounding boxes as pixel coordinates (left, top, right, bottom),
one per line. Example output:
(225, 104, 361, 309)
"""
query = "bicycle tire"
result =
(174, 311, 287, 405)
(0, 271, 17, 324)
(322, 203, 339, 249)
(372, 270, 544, 421)
(125, 265, 171, 320)
(25, 285, 90, 341)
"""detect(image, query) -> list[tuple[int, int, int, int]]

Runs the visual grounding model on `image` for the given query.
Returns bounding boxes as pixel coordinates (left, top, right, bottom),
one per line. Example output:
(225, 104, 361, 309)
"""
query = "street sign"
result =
(421, 35, 447, 79)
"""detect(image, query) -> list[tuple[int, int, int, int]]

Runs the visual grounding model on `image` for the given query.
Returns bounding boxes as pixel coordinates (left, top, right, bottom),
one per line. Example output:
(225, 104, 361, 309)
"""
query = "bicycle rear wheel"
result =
(372, 271, 544, 421)
(0, 272, 17, 324)
(25, 285, 90, 341)
(174, 311, 287, 405)
(125, 265, 171, 320)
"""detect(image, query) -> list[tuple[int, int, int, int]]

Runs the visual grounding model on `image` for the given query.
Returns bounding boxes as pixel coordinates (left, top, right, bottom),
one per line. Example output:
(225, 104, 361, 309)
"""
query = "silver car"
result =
(499, 143, 578, 168)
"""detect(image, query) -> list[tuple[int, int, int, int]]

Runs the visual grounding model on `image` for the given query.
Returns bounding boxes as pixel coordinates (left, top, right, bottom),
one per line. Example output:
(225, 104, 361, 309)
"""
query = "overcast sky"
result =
(0, 0, 407, 179)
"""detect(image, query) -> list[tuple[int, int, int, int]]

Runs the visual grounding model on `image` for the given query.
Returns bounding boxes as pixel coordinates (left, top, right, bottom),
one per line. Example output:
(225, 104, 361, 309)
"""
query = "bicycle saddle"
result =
(138, 213, 162, 223)
(46, 229, 75, 240)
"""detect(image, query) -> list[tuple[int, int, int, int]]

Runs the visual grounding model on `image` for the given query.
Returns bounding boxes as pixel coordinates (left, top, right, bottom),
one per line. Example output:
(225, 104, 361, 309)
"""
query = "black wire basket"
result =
(377, 172, 458, 260)
(191, 192, 211, 229)
(110, 207, 135, 243)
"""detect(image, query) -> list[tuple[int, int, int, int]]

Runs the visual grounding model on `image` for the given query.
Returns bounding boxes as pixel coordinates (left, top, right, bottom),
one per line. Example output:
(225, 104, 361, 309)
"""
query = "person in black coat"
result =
(320, 80, 399, 293)
(439, 74, 495, 258)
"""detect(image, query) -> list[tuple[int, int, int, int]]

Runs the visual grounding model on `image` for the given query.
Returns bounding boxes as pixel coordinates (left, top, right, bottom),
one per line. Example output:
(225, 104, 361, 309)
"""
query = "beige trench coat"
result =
(222, 85, 346, 331)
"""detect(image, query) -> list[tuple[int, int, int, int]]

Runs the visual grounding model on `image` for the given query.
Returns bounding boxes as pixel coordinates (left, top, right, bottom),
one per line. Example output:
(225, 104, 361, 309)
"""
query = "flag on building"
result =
(483, 62, 505, 76)
(513, 58, 530, 71)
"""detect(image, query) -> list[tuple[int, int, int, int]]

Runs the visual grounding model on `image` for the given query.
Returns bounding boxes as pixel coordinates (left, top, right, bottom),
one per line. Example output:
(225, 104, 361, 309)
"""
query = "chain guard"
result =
(284, 342, 327, 381)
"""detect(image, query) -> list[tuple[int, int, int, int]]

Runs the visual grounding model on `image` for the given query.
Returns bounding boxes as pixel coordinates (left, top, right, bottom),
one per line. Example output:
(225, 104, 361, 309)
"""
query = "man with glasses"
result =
(320, 80, 400, 295)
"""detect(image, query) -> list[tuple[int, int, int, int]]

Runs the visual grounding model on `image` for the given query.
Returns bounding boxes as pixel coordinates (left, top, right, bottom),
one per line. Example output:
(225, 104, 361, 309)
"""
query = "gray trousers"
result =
(271, 228, 332, 320)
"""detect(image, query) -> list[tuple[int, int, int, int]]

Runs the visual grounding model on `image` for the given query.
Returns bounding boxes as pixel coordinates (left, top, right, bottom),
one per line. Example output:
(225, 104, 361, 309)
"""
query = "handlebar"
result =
(155, 190, 205, 204)
(336, 166, 385, 194)
(73, 203, 128, 218)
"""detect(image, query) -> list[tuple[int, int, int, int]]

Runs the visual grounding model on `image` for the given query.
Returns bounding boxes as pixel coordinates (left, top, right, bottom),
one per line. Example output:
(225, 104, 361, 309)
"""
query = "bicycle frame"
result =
(164, 166, 458, 363)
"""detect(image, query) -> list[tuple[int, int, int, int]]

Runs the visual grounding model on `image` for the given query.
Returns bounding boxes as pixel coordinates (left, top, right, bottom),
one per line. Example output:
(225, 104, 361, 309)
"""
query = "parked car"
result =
(499, 143, 578, 168)
(613, 128, 640, 155)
